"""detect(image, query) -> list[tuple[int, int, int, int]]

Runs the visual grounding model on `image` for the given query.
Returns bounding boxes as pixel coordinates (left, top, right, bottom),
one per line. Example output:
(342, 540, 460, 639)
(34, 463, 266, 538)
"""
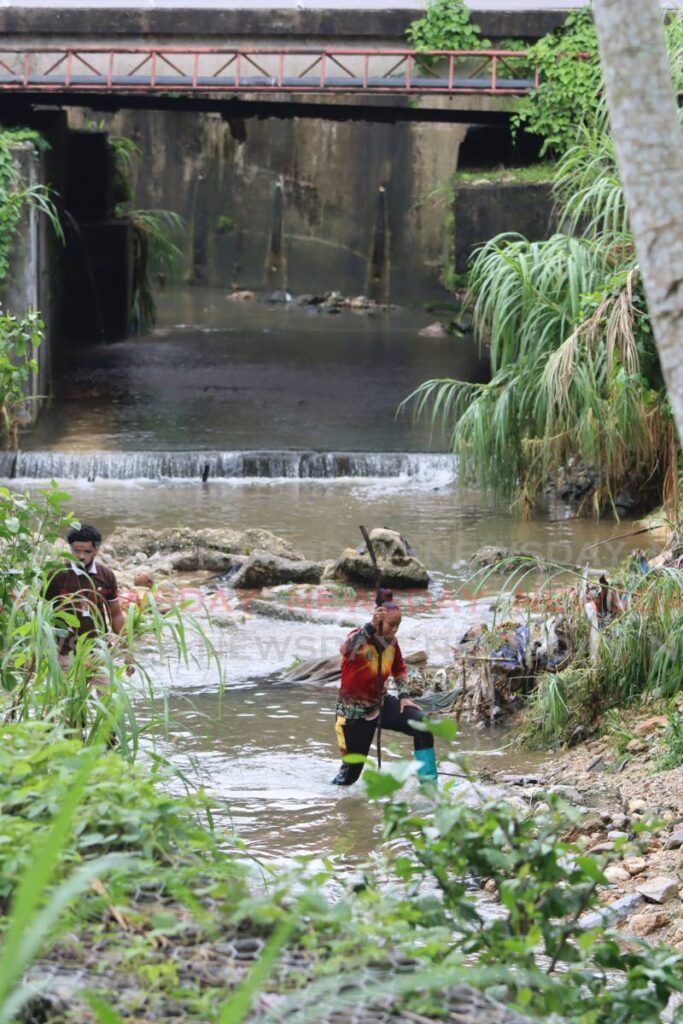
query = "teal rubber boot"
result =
(415, 747, 438, 781)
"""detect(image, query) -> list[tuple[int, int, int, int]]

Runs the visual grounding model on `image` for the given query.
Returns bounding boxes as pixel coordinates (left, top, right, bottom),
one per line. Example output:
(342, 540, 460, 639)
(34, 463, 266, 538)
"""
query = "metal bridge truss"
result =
(0, 46, 540, 96)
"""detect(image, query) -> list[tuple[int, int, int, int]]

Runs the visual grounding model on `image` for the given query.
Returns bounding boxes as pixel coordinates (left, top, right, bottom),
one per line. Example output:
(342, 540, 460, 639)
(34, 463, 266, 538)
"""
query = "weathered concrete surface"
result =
(0, 8, 542, 124)
(453, 179, 557, 273)
(0, 6, 571, 41)
(70, 107, 467, 301)
(1, 142, 54, 420)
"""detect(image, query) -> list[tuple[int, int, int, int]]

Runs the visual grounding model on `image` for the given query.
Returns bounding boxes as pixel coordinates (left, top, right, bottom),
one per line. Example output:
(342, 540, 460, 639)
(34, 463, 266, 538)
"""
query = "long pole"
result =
(359, 525, 385, 771)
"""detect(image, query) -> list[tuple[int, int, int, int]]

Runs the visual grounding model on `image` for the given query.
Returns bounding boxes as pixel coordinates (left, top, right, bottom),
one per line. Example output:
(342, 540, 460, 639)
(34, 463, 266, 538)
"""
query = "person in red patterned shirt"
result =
(331, 599, 437, 786)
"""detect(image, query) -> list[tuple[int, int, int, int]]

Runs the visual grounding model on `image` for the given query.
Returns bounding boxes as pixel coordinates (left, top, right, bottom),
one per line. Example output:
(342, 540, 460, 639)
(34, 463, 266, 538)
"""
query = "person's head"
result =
(133, 569, 154, 588)
(67, 524, 102, 567)
(375, 589, 401, 640)
(382, 603, 402, 642)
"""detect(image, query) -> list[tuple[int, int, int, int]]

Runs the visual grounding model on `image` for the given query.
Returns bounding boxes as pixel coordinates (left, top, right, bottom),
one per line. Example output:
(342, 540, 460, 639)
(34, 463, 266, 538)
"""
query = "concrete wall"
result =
(73, 108, 467, 301)
(1, 143, 54, 420)
(67, 110, 559, 302)
(453, 179, 556, 274)
(0, 6, 570, 44)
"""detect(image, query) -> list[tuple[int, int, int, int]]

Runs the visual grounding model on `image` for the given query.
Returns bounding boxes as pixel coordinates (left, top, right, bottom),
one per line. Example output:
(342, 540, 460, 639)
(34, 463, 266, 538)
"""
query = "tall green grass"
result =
(519, 566, 683, 747)
(0, 484, 223, 755)
(0, 746, 132, 1023)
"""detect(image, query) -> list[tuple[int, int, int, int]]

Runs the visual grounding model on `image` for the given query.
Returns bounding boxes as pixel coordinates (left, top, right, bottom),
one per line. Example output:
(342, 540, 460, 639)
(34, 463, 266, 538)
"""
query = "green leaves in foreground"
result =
(0, 746, 133, 1024)
(374, 769, 683, 1022)
(0, 722, 223, 906)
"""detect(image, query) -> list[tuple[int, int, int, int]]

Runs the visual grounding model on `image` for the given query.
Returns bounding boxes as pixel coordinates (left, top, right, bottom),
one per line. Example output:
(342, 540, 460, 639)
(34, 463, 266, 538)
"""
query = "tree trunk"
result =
(591, 0, 683, 443)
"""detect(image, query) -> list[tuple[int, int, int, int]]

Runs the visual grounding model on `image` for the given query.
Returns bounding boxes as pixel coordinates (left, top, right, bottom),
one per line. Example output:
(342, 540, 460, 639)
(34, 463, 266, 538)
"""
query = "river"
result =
(8, 289, 662, 864)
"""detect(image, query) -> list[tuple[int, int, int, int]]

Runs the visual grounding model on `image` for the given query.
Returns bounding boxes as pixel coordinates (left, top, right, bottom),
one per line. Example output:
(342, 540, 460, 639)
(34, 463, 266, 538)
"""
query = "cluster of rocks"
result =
(227, 288, 390, 315)
(500, 713, 683, 950)
(551, 459, 642, 513)
(102, 525, 430, 594)
(290, 291, 389, 314)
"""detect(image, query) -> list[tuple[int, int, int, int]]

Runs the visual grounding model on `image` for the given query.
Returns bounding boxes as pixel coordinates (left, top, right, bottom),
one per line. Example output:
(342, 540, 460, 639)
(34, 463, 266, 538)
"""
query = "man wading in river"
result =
(332, 597, 437, 785)
(46, 524, 125, 677)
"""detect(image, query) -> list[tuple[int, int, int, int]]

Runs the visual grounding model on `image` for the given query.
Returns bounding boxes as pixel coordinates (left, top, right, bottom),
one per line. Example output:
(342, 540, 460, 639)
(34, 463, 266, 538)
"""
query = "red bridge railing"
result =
(0, 46, 539, 95)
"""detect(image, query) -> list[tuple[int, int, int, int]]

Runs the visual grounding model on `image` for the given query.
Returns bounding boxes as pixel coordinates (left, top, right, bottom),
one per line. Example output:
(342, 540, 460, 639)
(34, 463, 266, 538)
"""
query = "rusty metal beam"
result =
(0, 46, 539, 97)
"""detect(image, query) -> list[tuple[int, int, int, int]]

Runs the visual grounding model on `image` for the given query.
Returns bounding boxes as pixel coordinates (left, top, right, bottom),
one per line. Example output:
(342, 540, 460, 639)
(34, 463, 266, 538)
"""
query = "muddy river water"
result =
(10, 289, 663, 864)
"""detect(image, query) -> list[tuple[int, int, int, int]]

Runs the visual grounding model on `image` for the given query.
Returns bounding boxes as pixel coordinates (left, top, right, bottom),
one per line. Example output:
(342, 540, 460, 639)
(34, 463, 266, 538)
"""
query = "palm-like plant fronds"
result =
(554, 107, 631, 250)
(401, 73, 676, 514)
(128, 209, 184, 333)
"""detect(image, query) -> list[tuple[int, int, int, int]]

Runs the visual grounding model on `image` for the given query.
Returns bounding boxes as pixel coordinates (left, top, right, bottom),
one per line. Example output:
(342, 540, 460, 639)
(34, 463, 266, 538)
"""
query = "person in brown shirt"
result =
(45, 523, 125, 660)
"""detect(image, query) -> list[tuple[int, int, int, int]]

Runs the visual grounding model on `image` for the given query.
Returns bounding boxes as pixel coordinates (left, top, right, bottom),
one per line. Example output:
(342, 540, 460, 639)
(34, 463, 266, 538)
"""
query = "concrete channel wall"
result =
(71, 107, 555, 303)
(1, 142, 54, 421)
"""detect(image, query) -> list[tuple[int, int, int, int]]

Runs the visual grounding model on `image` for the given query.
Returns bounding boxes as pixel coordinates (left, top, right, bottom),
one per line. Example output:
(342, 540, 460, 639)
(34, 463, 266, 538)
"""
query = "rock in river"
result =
(229, 551, 327, 589)
(106, 527, 304, 571)
(334, 527, 429, 589)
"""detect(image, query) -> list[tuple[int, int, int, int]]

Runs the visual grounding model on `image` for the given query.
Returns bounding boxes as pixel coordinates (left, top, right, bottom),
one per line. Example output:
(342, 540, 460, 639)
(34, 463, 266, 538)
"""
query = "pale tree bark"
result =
(592, 0, 683, 443)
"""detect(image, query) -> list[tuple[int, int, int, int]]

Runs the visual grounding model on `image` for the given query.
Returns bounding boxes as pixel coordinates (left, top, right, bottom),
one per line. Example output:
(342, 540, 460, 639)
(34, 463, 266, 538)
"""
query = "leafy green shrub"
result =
(511, 8, 602, 156)
(407, 0, 490, 53)
(104, 132, 185, 333)
(0, 309, 44, 447)
(0, 722, 231, 909)
(108, 133, 140, 206)
(0, 129, 62, 445)
(0, 129, 61, 284)
(128, 208, 184, 332)
(369, 763, 683, 1022)
(0, 744, 130, 1024)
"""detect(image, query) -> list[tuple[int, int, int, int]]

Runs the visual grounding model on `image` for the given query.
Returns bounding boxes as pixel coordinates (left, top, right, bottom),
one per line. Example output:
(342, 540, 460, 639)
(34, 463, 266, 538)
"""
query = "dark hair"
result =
(67, 524, 102, 546)
(376, 588, 400, 612)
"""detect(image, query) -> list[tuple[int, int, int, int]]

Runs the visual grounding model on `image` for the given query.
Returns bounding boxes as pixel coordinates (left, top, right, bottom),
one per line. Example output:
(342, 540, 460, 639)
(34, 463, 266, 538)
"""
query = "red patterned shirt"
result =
(337, 627, 407, 718)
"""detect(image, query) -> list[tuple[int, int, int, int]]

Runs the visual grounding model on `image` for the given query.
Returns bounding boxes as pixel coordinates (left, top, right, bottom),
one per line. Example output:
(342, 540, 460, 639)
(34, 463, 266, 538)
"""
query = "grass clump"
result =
(518, 566, 683, 748)
(453, 163, 556, 186)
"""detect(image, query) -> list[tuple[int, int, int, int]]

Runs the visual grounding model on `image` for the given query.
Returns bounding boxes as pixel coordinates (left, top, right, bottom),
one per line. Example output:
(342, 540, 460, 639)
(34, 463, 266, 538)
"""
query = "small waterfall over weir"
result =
(0, 451, 457, 484)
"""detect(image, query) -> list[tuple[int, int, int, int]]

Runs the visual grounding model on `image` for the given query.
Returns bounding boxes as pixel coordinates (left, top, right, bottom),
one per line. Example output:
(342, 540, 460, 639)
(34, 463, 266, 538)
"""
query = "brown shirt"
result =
(45, 559, 119, 651)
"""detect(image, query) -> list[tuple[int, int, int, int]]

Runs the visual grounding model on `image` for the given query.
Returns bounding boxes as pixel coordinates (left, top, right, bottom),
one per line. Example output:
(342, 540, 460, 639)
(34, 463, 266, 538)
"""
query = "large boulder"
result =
(105, 527, 304, 566)
(229, 550, 325, 589)
(334, 527, 429, 589)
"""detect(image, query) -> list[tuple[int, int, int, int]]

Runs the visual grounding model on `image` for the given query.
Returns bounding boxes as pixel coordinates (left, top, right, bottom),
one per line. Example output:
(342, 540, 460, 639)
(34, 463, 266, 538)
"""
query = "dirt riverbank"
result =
(489, 706, 683, 950)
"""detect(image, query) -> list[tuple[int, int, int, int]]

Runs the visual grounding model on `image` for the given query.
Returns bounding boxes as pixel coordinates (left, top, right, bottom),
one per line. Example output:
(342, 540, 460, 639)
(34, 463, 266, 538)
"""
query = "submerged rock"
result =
(418, 321, 449, 337)
(467, 546, 529, 571)
(247, 597, 359, 627)
(260, 581, 355, 601)
(229, 551, 326, 589)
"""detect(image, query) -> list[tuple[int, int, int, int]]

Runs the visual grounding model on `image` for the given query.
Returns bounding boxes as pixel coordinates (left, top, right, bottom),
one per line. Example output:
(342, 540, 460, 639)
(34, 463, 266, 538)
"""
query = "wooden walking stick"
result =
(359, 525, 388, 771)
